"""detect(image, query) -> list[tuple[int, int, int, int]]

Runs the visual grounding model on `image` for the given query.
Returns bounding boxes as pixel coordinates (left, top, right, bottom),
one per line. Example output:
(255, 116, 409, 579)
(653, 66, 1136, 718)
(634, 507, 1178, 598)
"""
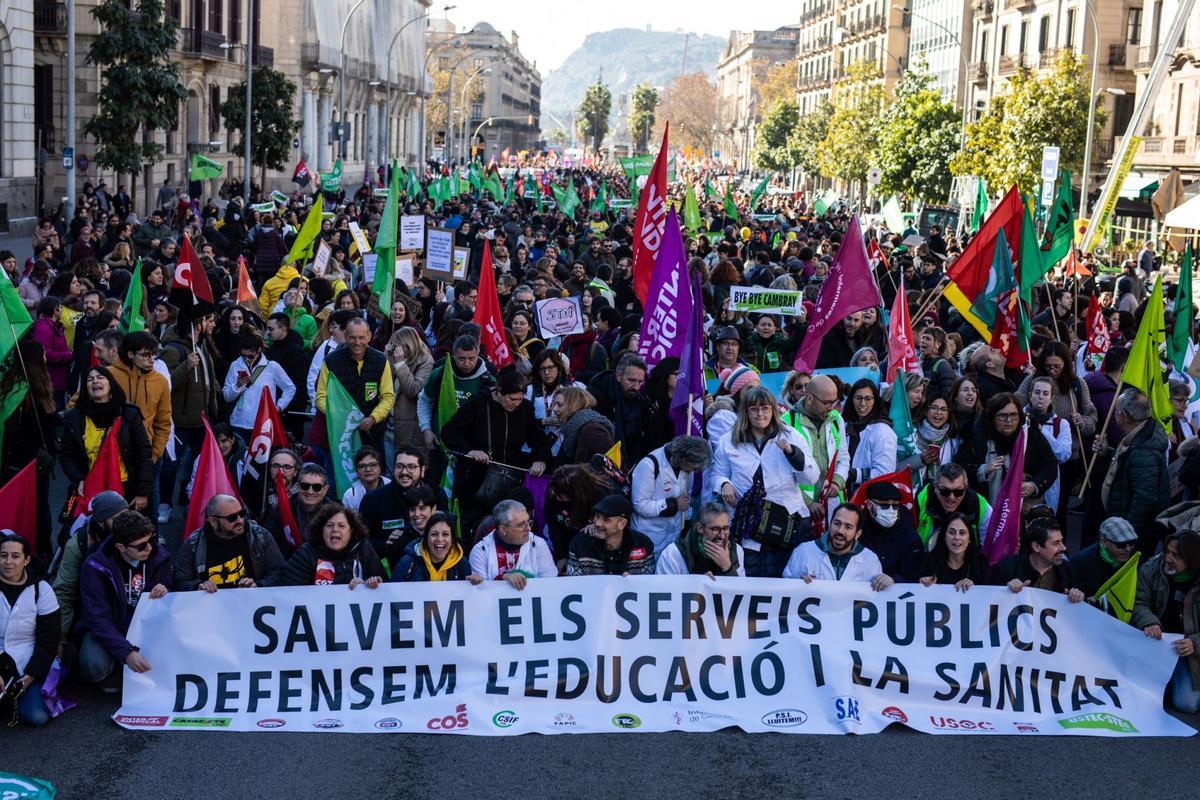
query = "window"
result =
(1038, 16, 1050, 53)
(209, 0, 223, 34)
(209, 85, 221, 134)
(1000, 25, 1008, 56)
(167, 0, 182, 21)
(1065, 8, 1076, 48)
(229, 0, 241, 44)
(1175, 83, 1184, 136)
(1019, 21, 1028, 55)
(1126, 7, 1142, 44)
(979, 30, 988, 62)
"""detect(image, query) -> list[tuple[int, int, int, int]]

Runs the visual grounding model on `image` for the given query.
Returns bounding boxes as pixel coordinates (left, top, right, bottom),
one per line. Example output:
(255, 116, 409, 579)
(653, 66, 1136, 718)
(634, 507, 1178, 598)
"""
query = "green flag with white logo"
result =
(325, 371, 364, 496)
(189, 152, 222, 181)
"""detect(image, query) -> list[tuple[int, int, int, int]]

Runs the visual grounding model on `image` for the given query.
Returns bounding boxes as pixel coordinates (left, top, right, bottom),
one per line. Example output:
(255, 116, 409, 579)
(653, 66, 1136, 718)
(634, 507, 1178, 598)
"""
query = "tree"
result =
(756, 58, 799, 112)
(875, 63, 961, 201)
(577, 81, 612, 152)
(951, 49, 1103, 194)
(629, 83, 658, 154)
(817, 61, 886, 190)
(752, 100, 799, 172)
(787, 100, 834, 176)
(548, 128, 569, 148)
(653, 72, 717, 153)
(84, 0, 186, 206)
(219, 66, 302, 192)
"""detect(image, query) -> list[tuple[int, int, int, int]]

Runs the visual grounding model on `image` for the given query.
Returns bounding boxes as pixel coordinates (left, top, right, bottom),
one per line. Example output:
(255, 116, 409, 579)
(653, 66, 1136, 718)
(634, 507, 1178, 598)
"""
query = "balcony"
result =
(1136, 44, 1158, 68)
(972, 0, 994, 18)
(1009, 0, 1036, 10)
(1093, 137, 1114, 161)
(970, 60, 988, 85)
(33, 0, 65, 34)
(178, 28, 227, 60)
(1039, 47, 1069, 69)
(997, 54, 1027, 76)
(252, 45, 274, 68)
(1108, 43, 1129, 68)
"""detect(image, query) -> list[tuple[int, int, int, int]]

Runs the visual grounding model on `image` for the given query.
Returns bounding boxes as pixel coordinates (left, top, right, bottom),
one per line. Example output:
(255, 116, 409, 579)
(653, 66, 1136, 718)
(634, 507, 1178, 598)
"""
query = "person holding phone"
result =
(221, 330, 296, 444)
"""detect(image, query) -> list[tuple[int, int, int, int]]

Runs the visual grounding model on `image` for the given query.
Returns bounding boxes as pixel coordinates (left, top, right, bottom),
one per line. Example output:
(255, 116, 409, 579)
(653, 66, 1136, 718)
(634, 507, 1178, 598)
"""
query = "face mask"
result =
(872, 506, 899, 528)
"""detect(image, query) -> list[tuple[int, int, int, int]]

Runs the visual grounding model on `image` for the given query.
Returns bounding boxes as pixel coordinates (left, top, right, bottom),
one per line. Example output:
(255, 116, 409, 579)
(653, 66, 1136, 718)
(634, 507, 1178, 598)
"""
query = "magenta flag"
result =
(670, 271, 705, 436)
(793, 214, 883, 371)
(637, 209, 694, 370)
(981, 426, 1026, 566)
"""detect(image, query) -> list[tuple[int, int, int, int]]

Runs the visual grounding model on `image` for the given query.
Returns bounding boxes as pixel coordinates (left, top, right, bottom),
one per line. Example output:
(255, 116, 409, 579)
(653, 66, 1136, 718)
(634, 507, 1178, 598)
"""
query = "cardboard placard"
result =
(311, 239, 332, 277)
(452, 246, 470, 281)
(348, 221, 371, 255)
(424, 227, 456, 280)
(396, 256, 415, 287)
(534, 295, 584, 337)
(401, 215, 425, 251)
(362, 253, 377, 284)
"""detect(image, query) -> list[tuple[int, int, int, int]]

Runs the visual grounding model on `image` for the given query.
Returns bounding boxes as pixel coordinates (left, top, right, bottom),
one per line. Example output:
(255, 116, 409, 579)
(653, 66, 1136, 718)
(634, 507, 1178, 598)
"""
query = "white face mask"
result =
(871, 505, 899, 528)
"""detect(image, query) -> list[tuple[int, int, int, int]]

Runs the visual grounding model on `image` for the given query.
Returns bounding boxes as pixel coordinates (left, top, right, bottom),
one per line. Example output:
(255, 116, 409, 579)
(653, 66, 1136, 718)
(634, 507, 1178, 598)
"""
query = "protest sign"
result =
(729, 285, 805, 316)
(424, 227, 455, 280)
(114, 578, 1192, 737)
(251, 202, 274, 213)
(310, 240, 332, 278)
(348, 222, 371, 255)
(396, 256, 415, 287)
(362, 253, 377, 284)
(401, 215, 425, 252)
(453, 247, 470, 281)
(534, 296, 584, 337)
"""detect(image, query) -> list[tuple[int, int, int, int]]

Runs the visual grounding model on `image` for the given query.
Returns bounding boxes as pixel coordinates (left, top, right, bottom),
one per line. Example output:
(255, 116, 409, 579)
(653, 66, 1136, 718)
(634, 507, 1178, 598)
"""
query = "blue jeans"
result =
(18, 679, 50, 727)
(148, 458, 164, 518)
(77, 632, 116, 683)
(1170, 657, 1200, 714)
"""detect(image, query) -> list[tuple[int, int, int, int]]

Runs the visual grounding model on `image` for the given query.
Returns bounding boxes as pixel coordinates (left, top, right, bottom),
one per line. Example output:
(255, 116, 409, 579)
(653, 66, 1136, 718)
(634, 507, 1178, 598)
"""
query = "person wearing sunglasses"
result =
(77, 510, 170, 691)
(173, 494, 285, 593)
(913, 463, 993, 552)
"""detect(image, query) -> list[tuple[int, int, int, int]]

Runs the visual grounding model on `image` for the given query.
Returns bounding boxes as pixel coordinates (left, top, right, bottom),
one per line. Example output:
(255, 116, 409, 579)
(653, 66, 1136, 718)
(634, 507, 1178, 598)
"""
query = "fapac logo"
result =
(114, 715, 168, 728)
(255, 718, 286, 729)
(492, 710, 520, 729)
(169, 717, 231, 729)
(1013, 722, 1039, 734)
(1058, 713, 1138, 734)
(374, 718, 402, 730)
(761, 709, 808, 728)
(929, 716, 995, 731)
(612, 713, 642, 729)
(881, 706, 908, 724)
(427, 704, 470, 731)
(312, 718, 344, 730)
(832, 696, 861, 724)
(553, 712, 579, 728)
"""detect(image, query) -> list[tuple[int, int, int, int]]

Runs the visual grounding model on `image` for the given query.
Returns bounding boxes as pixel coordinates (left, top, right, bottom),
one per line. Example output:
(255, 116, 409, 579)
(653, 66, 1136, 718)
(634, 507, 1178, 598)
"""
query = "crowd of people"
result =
(1, 160, 1197, 730)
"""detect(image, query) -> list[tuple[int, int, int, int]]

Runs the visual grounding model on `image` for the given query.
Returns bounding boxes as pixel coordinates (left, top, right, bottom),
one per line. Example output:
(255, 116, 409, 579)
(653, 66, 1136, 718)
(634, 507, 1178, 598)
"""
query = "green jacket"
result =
(1131, 553, 1200, 691)
(51, 535, 86, 638)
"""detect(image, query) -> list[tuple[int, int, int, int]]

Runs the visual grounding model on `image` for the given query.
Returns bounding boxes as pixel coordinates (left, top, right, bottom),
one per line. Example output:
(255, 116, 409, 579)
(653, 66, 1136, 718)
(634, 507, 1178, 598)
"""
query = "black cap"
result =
(865, 482, 901, 502)
(593, 494, 633, 519)
(714, 326, 741, 343)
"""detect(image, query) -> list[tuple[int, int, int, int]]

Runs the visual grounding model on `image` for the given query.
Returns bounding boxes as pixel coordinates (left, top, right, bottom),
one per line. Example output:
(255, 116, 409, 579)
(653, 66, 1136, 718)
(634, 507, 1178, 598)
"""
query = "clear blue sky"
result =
(438, 2, 795, 74)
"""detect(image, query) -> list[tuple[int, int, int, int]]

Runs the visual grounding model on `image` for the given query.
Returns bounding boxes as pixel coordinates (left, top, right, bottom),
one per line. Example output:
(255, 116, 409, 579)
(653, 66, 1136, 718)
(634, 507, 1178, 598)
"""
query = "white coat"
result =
(222, 356, 296, 429)
(469, 532, 558, 580)
(782, 540, 882, 583)
(0, 580, 59, 674)
(710, 425, 819, 518)
(631, 445, 694, 554)
(851, 422, 897, 484)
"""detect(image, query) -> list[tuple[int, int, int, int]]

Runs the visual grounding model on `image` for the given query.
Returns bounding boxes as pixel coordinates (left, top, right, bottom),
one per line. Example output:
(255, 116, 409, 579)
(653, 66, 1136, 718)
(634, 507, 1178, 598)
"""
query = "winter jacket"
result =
(921, 355, 956, 399)
(1132, 553, 1200, 691)
(389, 347, 434, 453)
(1102, 419, 1170, 531)
(785, 407, 850, 499)
(30, 317, 72, 391)
(0, 577, 60, 679)
(108, 361, 173, 460)
(955, 419, 1058, 505)
(587, 370, 649, 467)
(59, 404, 154, 499)
(565, 529, 656, 576)
(279, 538, 386, 586)
(418, 356, 493, 433)
(222, 354, 296, 429)
(858, 514, 925, 582)
(1084, 371, 1123, 447)
(1015, 375, 1098, 459)
(783, 536, 883, 582)
(468, 531, 558, 580)
(172, 522, 286, 591)
(440, 391, 553, 496)
(989, 552, 1078, 591)
(251, 226, 288, 282)
(747, 329, 801, 373)
(159, 327, 221, 428)
(711, 426, 819, 517)
(358, 480, 449, 565)
(79, 536, 172, 662)
(390, 539, 471, 582)
(553, 408, 614, 467)
(1071, 543, 1122, 598)
(266, 330, 311, 412)
(259, 264, 301, 318)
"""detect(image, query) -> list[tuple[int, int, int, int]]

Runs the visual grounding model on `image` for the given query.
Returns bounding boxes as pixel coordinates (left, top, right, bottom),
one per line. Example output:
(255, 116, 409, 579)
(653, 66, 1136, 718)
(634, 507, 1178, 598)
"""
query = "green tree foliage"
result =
(751, 100, 799, 172)
(817, 61, 886, 186)
(876, 63, 961, 201)
(577, 81, 613, 151)
(952, 49, 1102, 194)
(787, 100, 834, 176)
(629, 83, 658, 154)
(219, 66, 302, 185)
(84, 0, 186, 202)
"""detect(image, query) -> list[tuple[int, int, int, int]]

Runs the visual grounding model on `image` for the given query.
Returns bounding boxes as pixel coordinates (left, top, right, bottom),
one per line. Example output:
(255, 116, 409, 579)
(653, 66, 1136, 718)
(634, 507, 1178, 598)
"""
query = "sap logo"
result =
(833, 696, 861, 724)
(374, 718, 402, 730)
(881, 706, 908, 724)
(255, 719, 286, 729)
(761, 709, 807, 728)
(929, 716, 995, 731)
(427, 703, 469, 731)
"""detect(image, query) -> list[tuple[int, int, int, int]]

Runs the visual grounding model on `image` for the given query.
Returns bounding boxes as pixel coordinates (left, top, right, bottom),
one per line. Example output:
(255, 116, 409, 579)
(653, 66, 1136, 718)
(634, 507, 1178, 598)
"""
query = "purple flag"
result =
(793, 214, 883, 371)
(637, 209, 694, 370)
(981, 426, 1025, 566)
(670, 271, 705, 436)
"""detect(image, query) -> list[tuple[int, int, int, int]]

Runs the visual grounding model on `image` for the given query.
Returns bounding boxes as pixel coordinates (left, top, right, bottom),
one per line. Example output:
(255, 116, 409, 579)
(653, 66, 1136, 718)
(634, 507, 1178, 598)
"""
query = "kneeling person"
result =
(566, 494, 655, 576)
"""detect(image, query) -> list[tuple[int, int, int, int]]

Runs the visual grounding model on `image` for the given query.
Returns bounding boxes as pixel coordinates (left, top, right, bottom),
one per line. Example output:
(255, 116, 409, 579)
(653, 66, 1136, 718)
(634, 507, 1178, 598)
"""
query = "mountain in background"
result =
(541, 28, 724, 136)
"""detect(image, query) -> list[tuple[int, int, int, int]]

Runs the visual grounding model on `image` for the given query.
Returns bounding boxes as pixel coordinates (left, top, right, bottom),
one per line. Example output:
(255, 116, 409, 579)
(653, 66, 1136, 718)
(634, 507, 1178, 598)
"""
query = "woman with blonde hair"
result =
(546, 385, 615, 467)
(387, 326, 434, 453)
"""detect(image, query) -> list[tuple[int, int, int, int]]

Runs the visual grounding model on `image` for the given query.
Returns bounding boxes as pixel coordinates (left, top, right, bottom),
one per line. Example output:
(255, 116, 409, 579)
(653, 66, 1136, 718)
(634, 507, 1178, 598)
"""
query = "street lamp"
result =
(337, 0, 370, 161)
(384, 4, 454, 167)
(1079, 1, 1102, 217)
(218, 0, 254, 204)
(459, 66, 492, 163)
(419, 28, 483, 168)
(894, 6, 969, 157)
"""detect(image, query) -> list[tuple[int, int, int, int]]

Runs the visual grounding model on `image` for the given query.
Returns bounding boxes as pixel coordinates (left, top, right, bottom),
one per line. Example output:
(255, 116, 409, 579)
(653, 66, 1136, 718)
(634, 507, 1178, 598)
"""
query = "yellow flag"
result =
(1091, 551, 1140, 623)
(605, 441, 622, 469)
(285, 194, 324, 266)
(1122, 275, 1173, 431)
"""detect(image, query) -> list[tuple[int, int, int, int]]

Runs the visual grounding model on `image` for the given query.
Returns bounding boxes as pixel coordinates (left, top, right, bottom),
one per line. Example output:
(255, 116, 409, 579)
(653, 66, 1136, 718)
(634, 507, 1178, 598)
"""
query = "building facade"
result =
(0, 1, 36, 236)
(426, 20, 541, 165)
(906, 0, 973, 106)
(715, 26, 799, 168)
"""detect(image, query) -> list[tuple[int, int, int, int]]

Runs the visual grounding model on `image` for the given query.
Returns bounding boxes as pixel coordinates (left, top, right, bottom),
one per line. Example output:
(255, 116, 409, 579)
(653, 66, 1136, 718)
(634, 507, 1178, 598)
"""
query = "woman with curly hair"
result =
(279, 505, 386, 588)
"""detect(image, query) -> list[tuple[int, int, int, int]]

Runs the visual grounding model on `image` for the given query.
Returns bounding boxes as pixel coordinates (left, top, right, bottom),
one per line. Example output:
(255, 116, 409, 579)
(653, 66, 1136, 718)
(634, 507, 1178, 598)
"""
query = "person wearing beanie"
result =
(565, 494, 656, 576)
(1073, 517, 1139, 599)
(51, 491, 131, 641)
(857, 481, 924, 584)
(718, 365, 761, 401)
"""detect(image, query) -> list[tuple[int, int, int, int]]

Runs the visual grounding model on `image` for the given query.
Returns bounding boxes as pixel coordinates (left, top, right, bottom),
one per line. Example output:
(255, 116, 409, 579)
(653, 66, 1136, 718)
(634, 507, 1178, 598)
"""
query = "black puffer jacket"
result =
(1103, 419, 1170, 530)
(59, 404, 154, 499)
(279, 538, 386, 586)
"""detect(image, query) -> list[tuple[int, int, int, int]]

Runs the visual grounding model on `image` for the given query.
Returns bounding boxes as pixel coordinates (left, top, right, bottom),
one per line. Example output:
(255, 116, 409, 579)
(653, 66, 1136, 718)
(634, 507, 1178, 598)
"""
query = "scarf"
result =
(79, 393, 124, 428)
(917, 419, 950, 448)
(1026, 405, 1054, 426)
(420, 542, 463, 581)
(674, 525, 738, 576)
(557, 408, 615, 461)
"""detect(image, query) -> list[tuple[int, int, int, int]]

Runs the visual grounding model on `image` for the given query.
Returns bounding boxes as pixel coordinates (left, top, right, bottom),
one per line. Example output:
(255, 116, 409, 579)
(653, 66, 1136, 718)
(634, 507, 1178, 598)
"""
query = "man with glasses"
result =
(914, 463, 992, 550)
(77, 510, 170, 691)
(656, 502, 745, 578)
(785, 374, 849, 516)
(359, 447, 448, 561)
(468, 499, 557, 589)
(291, 464, 337, 537)
(173, 494, 285, 592)
(340, 446, 390, 511)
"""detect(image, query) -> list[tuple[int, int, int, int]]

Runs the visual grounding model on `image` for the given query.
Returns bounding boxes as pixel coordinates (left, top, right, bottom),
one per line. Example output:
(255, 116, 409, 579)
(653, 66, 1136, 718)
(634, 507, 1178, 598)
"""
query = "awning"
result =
(1164, 192, 1200, 230)
(1119, 173, 1162, 199)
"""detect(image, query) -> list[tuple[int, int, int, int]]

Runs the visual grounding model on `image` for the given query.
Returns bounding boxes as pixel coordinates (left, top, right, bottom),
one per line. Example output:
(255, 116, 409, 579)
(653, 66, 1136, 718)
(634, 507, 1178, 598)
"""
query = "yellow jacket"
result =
(315, 359, 395, 425)
(259, 264, 301, 317)
(108, 361, 173, 461)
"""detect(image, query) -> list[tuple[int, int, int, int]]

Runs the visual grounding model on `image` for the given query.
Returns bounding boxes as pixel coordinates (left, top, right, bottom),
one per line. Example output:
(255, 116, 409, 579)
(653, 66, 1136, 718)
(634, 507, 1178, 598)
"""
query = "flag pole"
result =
(7, 323, 49, 454)
(912, 278, 948, 323)
(1077, 377, 1125, 497)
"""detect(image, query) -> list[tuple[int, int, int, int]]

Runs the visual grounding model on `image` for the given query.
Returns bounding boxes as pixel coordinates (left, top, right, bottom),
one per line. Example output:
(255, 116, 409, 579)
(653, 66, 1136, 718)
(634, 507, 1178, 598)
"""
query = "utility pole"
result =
(65, 0, 75, 221)
(244, 0, 253, 203)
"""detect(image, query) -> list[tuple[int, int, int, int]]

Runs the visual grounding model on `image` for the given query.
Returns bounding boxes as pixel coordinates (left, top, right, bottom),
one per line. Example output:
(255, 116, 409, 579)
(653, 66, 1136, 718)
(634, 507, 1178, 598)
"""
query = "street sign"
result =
(1040, 146, 1060, 181)
(866, 167, 882, 186)
(292, 137, 300, 150)
(1041, 178, 1055, 207)
(62, 146, 73, 170)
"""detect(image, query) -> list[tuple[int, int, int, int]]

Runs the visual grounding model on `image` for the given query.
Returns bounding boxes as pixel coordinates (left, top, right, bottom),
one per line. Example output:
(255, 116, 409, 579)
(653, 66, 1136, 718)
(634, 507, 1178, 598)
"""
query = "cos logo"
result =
(427, 704, 469, 730)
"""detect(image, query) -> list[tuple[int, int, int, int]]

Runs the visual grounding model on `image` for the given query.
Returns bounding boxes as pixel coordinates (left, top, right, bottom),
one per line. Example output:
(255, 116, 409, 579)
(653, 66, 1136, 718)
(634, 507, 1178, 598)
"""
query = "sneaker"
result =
(157, 503, 171, 524)
(100, 671, 122, 695)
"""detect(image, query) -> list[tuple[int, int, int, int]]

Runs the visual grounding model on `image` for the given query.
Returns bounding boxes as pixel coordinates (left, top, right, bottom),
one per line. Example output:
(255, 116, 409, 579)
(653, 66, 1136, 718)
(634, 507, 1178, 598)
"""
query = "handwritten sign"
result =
(452, 247, 470, 281)
(396, 256, 415, 287)
(424, 227, 455, 280)
(401, 215, 425, 251)
(348, 221, 371, 255)
(534, 295, 584, 337)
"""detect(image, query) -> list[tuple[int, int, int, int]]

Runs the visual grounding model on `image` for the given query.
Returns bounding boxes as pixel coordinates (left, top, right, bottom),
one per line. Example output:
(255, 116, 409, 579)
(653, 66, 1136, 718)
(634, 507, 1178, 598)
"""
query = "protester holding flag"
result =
(315, 317, 393, 455)
(956, 393, 1057, 508)
(1100, 389, 1171, 558)
(1132, 529, 1200, 714)
(1073, 517, 1139, 598)
(172, 493, 285, 592)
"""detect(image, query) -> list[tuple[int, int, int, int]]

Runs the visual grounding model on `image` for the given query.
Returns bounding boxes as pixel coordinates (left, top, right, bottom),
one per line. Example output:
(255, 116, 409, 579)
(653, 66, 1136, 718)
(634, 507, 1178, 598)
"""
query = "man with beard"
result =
(992, 517, 1085, 601)
(783, 503, 888, 587)
(173, 494, 285, 591)
(655, 502, 746, 578)
(358, 447, 448, 564)
(69, 289, 105, 394)
(588, 352, 648, 467)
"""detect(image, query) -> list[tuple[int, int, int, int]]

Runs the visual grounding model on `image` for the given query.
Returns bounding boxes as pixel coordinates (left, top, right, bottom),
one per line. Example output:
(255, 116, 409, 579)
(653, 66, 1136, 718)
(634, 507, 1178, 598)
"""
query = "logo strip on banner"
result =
(113, 578, 1196, 737)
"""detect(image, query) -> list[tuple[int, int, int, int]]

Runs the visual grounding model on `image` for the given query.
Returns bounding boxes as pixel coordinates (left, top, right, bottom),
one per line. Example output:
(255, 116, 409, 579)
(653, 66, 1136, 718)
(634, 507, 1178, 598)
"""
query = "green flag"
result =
(882, 195, 906, 233)
(285, 194, 324, 266)
(722, 184, 738, 220)
(683, 182, 702, 234)
(749, 175, 771, 210)
(552, 182, 580, 217)
(812, 189, 837, 216)
(1091, 551, 1140, 623)
(971, 176, 988, 233)
(320, 159, 342, 193)
(468, 163, 483, 193)
(120, 258, 146, 334)
(503, 174, 516, 207)
(1016, 203, 1045, 345)
(1040, 170, 1074, 271)
(889, 371, 916, 459)
(0, 270, 32, 367)
(406, 168, 421, 200)
(325, 371, 364, 496)
(590, 179, 608, 214)
(535, 186, 545, 214)
(703, 178, 720, 200)
(483, 171, 504, 202)
(435, 359, 458, 436)
(1170, 244, 1195, 373)
(971, 229, 1018, 334)
(1124, 275, 1173, 431)
(270, 189, 289, 205)
(373, 162, 401, 309)
(189, 152, 222, 181)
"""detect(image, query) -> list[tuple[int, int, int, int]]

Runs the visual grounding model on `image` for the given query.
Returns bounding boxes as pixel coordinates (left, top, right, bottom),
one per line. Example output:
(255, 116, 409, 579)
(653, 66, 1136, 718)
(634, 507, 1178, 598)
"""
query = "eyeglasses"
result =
(135, 350, 156, 359)
(995, 412, 1020, 421)
(1107, 540, 1137, 550)
(702, 525, 732, 535)
(122, 539, 154, 553)
(211, 509, 246, 523)
(811, 396, 838, 408)
(748, 404, 774, 414)
(298, 481, 327, 492)
(927, 406, 949, 415)
(937, 486, 966, 498)
(270, 463, 296, 472)
(357, 462, 381, 471)
(394, 462, 420, 472)
(502, 520, 532, 530)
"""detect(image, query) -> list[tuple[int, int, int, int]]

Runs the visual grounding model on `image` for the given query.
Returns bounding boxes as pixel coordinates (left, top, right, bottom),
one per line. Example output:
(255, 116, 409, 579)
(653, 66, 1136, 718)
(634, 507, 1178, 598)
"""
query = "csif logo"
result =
(492, 711, 520, 729)
(612, 713, 641, 729)
(427, 704, 469, 731)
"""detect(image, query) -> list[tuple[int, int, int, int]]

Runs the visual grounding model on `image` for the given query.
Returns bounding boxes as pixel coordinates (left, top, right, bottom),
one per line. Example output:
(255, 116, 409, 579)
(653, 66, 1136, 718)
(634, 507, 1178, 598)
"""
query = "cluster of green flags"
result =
(550, 180, 581, 217)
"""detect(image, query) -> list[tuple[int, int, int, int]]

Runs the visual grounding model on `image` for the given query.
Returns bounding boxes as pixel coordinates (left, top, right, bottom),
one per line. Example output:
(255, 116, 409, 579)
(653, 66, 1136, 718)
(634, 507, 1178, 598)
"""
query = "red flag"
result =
(1065, 248, 1092, 278)
(867, 239, 889, 271)
(631, 124, 670, 304)
(274, 468, 303, 549)
(75, 418, 124, 518)
(849, 467, 915, 524)
(293, 158, 311, 187)
(473, 242, 513, 368)
(887, 276, 920, 383)
(809, 448, 843, 539)
(236, 255, 258, 311)
(945, 186, 1023, 332)
(245, 389, 288, 477)
(1085, 294, 1109, 356)
(981, 427, 1026, 565)
(0, 461, 39, 555)
(89, 342, 100, 368)
(990, 289, 1029, 369)
(184, 416, 243, 538)
(171, 236, 216, 314)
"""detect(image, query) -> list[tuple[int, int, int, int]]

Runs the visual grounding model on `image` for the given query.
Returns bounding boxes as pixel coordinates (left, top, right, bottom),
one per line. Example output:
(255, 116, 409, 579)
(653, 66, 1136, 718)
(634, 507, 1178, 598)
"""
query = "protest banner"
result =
(453, 247, 470, 281)
(424, 227, 456, 280)
(534, 296, 584, 337)
(704, 367, 878, 398)
(729, 285, 805, 316)
(114, 577, 1193, 737)
(401, 215, 425, 251)
(348, 222, 371, 255)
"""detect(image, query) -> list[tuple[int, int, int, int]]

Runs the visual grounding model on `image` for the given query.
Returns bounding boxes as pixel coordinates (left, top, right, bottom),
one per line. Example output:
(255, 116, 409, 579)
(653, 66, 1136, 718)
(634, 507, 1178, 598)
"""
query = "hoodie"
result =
(417, 355, 493, 431)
